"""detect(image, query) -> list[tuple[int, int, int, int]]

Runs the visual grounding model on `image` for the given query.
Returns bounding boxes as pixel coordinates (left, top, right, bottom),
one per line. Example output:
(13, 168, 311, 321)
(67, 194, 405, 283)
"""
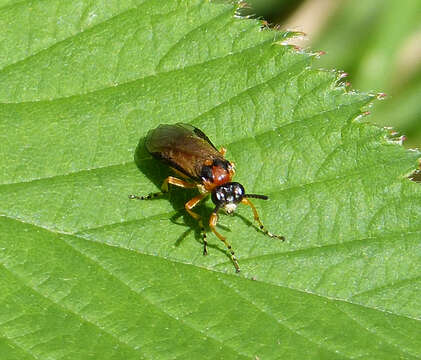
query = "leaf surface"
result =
(1, 1, 420, 359)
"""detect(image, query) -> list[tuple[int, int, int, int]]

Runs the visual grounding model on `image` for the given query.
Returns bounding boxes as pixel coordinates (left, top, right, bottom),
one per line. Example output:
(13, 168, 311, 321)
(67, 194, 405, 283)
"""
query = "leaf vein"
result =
(215, 275, 349, 359)
(59, 236, 251, 359)
(0, 262, 147, 359)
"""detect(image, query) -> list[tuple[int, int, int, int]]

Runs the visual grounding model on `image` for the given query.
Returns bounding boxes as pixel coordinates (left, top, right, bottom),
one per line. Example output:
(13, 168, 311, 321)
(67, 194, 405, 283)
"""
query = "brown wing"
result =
(145, 123, 224, 180)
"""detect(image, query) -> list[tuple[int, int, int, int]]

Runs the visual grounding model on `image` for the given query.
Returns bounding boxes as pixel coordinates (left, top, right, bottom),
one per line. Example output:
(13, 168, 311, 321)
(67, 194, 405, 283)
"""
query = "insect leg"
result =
(241, 198, 285, 240)
(129, 176, 195, 200)
(219, 147, 227, 156)
(161, 176, 196, 192)
(209, 211, 241, 272)
(185, 193, 209, 255)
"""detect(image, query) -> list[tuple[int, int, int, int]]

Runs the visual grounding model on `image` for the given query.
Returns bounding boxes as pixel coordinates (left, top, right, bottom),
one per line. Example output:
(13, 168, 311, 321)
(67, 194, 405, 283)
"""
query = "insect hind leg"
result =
(129, 176, 196, 200)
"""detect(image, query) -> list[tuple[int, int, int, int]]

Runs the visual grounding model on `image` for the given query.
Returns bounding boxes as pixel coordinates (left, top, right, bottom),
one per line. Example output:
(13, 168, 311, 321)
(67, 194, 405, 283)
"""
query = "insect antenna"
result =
(244, 194, 268, 200)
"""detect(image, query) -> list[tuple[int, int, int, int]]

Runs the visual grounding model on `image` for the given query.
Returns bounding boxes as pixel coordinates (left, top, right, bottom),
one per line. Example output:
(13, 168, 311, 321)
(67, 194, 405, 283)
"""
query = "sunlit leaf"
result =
(1, 1, 420, 358)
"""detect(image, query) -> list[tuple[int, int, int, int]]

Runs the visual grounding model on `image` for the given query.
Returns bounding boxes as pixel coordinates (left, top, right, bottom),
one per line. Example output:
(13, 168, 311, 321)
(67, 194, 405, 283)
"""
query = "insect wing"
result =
(146, 123, 223, 179)
(179, 123, 219, 152)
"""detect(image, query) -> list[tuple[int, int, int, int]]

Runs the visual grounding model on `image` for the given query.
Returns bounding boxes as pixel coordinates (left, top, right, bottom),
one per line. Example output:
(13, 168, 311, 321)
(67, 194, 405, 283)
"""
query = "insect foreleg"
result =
(209, 210, 240, 272)
(185, 193, 209, 255)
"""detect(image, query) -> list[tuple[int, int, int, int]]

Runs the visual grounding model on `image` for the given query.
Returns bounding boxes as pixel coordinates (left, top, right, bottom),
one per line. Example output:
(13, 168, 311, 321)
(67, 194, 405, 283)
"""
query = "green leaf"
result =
(1, 1, 420, 359)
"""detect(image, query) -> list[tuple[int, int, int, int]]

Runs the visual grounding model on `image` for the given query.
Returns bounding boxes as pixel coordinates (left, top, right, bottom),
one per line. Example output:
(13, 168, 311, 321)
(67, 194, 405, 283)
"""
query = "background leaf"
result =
(243, 0, 421, 147)
(313, 0, 421, 148)
(1, 0, 420, 359)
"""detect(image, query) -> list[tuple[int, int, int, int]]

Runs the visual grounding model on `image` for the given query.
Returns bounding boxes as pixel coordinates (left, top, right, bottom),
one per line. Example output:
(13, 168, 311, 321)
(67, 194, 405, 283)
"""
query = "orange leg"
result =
(129, 176, 195, 200)
(160, 176, 196, 192)
(209, 212, 240, 272)
(241, 198, 285, 240)
(170, 167, 190, 179)
(219, 147, 227, 156)
(185, 193, 209, 255)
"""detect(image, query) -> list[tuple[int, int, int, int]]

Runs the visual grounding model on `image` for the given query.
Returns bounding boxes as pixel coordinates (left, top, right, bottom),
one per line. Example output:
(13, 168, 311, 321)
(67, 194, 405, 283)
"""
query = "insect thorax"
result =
(200, 158, 234, 191)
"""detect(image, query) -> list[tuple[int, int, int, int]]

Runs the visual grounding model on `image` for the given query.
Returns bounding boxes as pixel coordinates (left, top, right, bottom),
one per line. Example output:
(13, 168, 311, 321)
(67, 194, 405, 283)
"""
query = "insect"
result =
(129, 123, 284, 272)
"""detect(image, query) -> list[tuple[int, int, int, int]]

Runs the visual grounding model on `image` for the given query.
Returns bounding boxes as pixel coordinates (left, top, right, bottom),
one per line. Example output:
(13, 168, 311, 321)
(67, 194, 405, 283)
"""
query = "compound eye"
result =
(212, 188, 226, 205)
(217, 191, 225, 202)
(233, 184, 244, 202)
(235, 187, 241, 196)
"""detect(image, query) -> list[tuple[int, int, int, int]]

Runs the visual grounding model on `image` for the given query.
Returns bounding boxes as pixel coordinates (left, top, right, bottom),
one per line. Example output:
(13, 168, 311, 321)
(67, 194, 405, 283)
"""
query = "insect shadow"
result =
(168, 211, 229, 256)
(133, 137, 229, 257)
(233, 213, 263, 235)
